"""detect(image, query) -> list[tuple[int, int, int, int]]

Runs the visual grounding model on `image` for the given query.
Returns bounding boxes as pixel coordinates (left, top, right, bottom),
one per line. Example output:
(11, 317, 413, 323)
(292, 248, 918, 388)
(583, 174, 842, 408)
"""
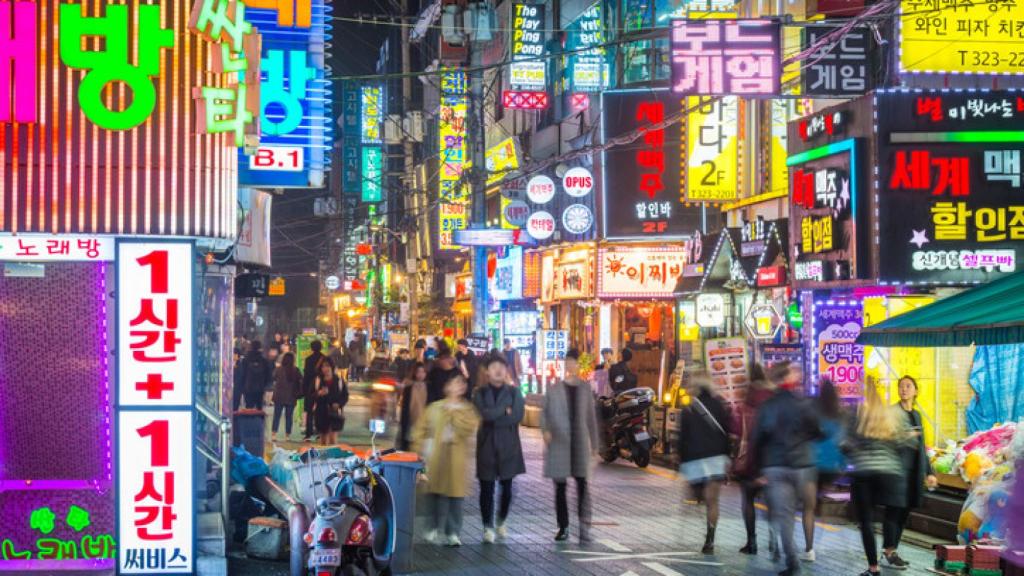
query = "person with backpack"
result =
(302, 340, 331, 441)
(234, 340, 273, 411)
(676, 371, 733, 555)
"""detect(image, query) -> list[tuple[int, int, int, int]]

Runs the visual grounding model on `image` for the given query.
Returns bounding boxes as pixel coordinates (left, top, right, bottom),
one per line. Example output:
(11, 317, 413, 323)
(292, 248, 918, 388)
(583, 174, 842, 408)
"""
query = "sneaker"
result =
(882, 551, 909, 570)
(858, 571, 880, 576)
(554, 528, 569, 542)
(799, 549, 816, 562)
(424, 529, 439, 544)
(446, 535, 462, 547)
(496, 522, 508, 539)
(483, 528, 496, 544)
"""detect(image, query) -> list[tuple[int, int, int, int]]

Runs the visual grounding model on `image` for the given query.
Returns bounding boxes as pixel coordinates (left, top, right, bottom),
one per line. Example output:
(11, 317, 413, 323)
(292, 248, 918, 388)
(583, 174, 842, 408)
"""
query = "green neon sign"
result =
(1, 504, 116, 561)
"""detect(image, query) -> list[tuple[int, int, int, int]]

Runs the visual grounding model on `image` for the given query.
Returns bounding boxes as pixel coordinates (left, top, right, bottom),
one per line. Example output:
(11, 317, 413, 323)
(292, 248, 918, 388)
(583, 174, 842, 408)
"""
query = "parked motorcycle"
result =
(598, 387, 656, 468)
(305, 421, 395, 576)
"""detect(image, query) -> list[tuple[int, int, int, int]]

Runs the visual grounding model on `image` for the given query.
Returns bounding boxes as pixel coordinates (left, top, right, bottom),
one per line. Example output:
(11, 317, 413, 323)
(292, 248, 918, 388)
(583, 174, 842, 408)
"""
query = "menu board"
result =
(814, 302, 864, 401)
(704, 337, 749, 408)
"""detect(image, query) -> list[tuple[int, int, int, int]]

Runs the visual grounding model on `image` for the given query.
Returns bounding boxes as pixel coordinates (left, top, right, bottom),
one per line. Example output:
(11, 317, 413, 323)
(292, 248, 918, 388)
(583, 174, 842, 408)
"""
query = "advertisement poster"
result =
(553, 258, 592, 300)
(814, 302, 865, 401)
(875, 91, 1023, 284)
(704, 337, 749, 407)
(759, 343, 804, 368)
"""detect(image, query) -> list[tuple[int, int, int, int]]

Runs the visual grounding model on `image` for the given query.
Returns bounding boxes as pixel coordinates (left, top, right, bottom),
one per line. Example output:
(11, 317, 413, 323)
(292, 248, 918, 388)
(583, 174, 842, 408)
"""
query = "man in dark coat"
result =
(608, 348, 638, 394)
(473, 355, 526, 543)
(302, 340, 331, 440)
(425, 351, 461, 405)
(233, 340, 273, 411)
(455, 339, 478, 397)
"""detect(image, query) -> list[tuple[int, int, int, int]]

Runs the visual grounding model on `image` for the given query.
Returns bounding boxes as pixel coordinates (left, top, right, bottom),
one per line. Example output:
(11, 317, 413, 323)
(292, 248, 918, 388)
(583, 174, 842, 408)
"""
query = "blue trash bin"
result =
(380, 457, 424, 574)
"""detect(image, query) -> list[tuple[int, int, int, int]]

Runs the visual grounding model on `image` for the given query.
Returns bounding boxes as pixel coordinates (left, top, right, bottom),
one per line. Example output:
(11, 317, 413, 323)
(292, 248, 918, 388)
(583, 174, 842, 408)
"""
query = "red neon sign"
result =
(503, 90, 549, 110)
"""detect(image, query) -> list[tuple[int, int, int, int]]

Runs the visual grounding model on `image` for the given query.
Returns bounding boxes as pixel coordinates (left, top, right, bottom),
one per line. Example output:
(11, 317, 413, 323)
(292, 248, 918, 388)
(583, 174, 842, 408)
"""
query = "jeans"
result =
(764, 466, 815, 571)
(272, 403, 294, 435)
(479, 479, 513, 528)
(427, 494, 464, 537)
(555, 478, 590, 532)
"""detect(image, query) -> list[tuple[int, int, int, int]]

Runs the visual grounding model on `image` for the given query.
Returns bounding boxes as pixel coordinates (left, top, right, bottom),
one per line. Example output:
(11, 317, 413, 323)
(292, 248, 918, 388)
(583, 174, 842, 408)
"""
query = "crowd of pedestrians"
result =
(236, 333, 938, 575)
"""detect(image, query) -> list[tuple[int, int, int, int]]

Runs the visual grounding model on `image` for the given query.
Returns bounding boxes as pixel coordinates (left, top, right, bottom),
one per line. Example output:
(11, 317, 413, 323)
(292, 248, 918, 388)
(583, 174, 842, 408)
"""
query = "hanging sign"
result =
(116, 241, 195, 575)
(685, 96, 740, 202)
(562, 167, 594, 197)
(565, 2, 609, 92)
(526, 211, 556, 240)
(438, 71, 469, 250)
(504, 200, 531, 227)
(898, 0, 1024, 74)
(802, 25, 872, 97)
(486, 137, 521, 185)
(744, 302, 783, 339)
(670, 19, 782, 96)
(695, 293, 725, 327)
(510, 3, 546, 89)
(526, 174, 556, 204)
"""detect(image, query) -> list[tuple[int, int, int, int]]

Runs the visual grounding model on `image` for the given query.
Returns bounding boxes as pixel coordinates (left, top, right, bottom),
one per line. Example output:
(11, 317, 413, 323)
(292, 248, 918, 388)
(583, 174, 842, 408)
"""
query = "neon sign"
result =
(262, 50, 314, 135)
(510, 3, 546, 90)
(439, 69, 469, 250)
(360, 84, 383, 144)
(361, 147, 383, 202)
(670, 19, 781, 96)
(2, 505, 116, 561)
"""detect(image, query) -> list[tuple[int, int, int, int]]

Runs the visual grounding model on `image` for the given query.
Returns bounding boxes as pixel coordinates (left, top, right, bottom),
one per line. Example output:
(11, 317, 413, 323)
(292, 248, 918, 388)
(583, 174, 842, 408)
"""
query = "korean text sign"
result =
(116, 241, 195, 574)
(685, 96, 740, 202)
(601, 90, 700, 239)
(670, 19, 781, 96)
(510, 3, 546, 89)
(813, 301, 864, 401)
(439, 78, 469, 250)
(875, 91, 1024, 284)
(802, 25, 872, 97)
(598, 246, 688, 299)
(899, 0, 1024, 74)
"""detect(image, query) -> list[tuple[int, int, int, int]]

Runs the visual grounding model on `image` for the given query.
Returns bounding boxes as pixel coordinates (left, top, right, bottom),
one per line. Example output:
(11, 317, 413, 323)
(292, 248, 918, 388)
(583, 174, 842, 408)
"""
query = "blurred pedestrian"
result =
(426, 351, 461, 405)
(413, 339, 427, 363)
(271, 352, 302, 441)
(313, 362, 348, 446)
(302, 340, 330, 441)
(397, 362, 428, 451)
(753, 361, 822, 575)
(879, 375, 937, 570)
(391, 348, 413, 380)
(349, 336, 367, 382)
(412, 375, 479, 547)
(455, 339, 478, 395)
(328, 339, 350, 380)
(474, 356, 526, 543)
(502, 339, 523, 383)
(846, 378, 912, 576)
(732, 364, 776, 555)
(608, 348, 637, 394)
(814, 379, 849, 492)
(542, 349, 599, 543)
(676, 371, 733, 555)
(234, 340, 273, 411)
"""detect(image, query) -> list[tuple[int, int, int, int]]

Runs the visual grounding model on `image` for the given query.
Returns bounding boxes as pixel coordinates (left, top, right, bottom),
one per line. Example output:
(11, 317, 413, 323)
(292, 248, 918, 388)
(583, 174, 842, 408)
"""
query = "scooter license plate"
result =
(311, 549, 341, 567)
(634, 431, 650, 442)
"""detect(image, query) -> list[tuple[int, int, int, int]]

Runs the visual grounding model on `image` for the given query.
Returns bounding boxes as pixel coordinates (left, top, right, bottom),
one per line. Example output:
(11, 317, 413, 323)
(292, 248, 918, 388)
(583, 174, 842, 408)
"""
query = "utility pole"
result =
(467, 4, 489, 336)
(401, 0, 418, 338)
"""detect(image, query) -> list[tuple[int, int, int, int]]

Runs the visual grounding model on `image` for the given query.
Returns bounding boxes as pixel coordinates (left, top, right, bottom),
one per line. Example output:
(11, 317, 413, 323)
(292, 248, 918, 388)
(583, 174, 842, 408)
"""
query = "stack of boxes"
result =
(935, 544, 1008, 575)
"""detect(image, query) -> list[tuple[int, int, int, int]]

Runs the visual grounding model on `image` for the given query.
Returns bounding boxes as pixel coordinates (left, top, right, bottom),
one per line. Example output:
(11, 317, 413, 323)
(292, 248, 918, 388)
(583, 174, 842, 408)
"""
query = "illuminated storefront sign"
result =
(0, 235, 114, 261)
(875, 90, 1024, 284)
(360, 84, 383, 144)
(491, 246, 524, 300)
(502, 90, 549, 109)
(510, 3, 546, 90)
(598, 246, 688, 299)
(562, 204, 594, 235)
(486, 137, 521, 185)
(601, 90, 700, 239)
(340, 82, 362, 192)
(116, 241, 195, 574)
(813, 300, 864, 401)
(238, 0, 333, 188)
(361, 147, 383, 202)
(439, 70, 469, 250)
(565, 3, 609, 92)
(802, 25, 872, 97)
(898, 0, 1024, 74)
(453, 228, 534, 246)
(685, 96, 740, 202)
(1, 0, 242, 239)
(670, 19, 781, 96)
(695, 293, 725, 327)
(526, 211, 556, 240)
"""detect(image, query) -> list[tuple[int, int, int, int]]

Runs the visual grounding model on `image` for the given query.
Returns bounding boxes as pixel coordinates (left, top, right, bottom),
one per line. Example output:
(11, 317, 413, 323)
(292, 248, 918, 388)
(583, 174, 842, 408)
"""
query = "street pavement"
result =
(233, 407, 941, 576)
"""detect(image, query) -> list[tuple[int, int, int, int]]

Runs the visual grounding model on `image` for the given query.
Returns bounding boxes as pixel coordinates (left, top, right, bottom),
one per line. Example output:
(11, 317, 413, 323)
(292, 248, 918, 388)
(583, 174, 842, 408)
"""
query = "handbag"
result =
(693, 396, 739, 458)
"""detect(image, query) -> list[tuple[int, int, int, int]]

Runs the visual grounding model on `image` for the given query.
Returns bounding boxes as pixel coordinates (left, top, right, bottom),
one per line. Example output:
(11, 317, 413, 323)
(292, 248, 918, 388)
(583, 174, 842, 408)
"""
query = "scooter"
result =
(305, 420, 396, 576)
(598, 387, 656, 468)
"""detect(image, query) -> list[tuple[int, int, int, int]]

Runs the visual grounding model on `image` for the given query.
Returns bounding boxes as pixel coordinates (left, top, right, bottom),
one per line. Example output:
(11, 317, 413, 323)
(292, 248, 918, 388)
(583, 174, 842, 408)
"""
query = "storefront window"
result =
(623, 0, 653, 30)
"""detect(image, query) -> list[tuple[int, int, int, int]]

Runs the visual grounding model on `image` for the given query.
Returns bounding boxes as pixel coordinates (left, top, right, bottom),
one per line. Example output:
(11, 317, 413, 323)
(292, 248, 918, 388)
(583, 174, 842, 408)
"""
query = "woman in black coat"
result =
(473, 356, 526, 542)
(880, 376, 937, 570)
(313, 362, 349, 446)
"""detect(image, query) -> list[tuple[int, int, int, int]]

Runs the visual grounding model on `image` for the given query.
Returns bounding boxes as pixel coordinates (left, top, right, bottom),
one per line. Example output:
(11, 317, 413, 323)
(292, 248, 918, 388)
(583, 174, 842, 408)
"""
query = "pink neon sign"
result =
(669, 19, 781, 97)
(0, 0, 37, 122)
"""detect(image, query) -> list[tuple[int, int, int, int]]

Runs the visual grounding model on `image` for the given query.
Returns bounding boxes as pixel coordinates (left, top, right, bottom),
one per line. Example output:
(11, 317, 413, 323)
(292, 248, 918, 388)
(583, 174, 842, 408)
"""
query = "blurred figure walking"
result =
(732, 364, 775, 555)
(412, 375, 479, 547)
(542, 349, 600, 543)
(473, 356, 526, 543)
(271, 352, 302, 441)
(397, 362, 428, 451)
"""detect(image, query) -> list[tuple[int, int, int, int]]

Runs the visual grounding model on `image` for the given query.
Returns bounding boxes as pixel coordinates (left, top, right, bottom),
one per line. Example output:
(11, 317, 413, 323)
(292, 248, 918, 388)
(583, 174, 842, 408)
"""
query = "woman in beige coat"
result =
(412, 375, 479, 547)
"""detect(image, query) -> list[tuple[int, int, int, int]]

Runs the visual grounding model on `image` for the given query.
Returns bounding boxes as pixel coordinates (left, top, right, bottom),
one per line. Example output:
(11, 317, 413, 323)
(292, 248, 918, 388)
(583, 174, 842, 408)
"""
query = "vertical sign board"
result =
(238, 0, 333, 188)
(801, 25, 872, 98)
(361, 147, 383, 202)
(510, 3, 546, 90)
(685, 96, 740, 202)
(439, 70, 469, 250)
(875, 91, 1024, 284)
(565, 3, 609, 92)
(360, 84, 384, 202)
(898, 0, 1024, 74)
(670, 19, 782, 97)
(601, 90, 701, 239)
(341, 82, 362, 192)
(813, 301, 864, 402)
(117, 241, 195, 574)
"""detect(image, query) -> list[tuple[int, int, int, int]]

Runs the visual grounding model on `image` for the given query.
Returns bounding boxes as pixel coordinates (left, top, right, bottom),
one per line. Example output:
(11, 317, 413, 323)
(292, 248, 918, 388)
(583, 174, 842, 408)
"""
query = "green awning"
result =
(857, 272, 1024, 347)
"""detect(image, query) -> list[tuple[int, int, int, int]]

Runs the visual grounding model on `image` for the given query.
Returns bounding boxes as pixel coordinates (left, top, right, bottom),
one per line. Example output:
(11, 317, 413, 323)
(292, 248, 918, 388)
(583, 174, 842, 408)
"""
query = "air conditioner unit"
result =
(404, 111, 424, 142)
(384, 114, 404, 144)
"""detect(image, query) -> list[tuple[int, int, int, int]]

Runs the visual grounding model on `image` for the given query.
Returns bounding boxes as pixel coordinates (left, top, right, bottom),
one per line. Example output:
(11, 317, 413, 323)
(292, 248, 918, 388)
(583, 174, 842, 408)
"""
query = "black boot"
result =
(554, 528, 568, 542)
(739, 539, 758, 555)
(702, 524, 716, 554)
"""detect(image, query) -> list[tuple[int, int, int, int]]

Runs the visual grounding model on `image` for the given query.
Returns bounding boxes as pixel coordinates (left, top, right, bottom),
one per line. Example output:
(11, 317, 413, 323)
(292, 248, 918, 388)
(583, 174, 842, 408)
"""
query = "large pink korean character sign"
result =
(670, 19, 781, 96)
(116, 241, 195, 574)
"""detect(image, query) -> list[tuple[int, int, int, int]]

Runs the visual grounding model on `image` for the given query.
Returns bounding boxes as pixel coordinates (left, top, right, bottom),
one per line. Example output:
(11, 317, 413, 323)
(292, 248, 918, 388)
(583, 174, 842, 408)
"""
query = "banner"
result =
(685, 96, 740, 202)
(236, 188, 273, 267)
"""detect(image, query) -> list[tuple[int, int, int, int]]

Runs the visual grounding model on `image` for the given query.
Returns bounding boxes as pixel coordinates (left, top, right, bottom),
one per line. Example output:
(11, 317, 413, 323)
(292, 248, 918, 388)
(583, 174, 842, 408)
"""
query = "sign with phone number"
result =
(899, 0, 1024, 74)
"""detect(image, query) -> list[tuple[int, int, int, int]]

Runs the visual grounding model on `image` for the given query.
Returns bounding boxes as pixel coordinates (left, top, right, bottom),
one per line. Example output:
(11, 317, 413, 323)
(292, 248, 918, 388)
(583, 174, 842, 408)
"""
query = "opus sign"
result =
(875, 90, 1024, 284)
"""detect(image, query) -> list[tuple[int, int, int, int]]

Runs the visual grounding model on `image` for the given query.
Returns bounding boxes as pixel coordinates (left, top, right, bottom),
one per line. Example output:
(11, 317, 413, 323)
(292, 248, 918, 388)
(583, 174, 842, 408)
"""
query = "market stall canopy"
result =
(857, 271, 1024, 347)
